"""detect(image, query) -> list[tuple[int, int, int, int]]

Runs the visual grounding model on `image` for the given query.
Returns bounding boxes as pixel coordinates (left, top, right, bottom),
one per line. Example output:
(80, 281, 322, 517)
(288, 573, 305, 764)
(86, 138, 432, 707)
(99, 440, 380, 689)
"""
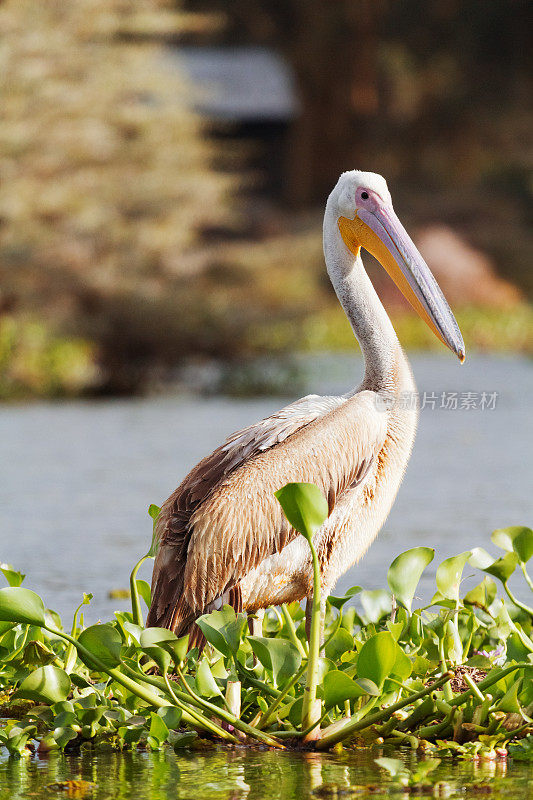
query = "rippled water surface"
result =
(0, 745, 531, 800)
(1, 354, 532, 622)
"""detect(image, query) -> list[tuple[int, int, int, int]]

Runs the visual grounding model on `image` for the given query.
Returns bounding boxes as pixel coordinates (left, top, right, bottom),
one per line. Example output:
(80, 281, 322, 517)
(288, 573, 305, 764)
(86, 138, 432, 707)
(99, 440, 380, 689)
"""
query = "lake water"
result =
(1, 744, 531, 800)
(0, 354, 532, 623)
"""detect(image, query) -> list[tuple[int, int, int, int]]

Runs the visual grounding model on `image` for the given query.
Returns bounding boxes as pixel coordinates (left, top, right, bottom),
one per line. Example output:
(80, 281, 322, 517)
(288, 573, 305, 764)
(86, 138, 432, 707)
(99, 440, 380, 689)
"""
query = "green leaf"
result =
(324, 628, 354, 660)
(139, 627, 189, 668)
(288, 696, 304, 728)
(78, 624, 123, 669)
(14, 665, 71, 704)
(149, 711, 169, 745)
(355, 677, 380, 696)
(147, 504, 161, 558)
(3, 724, 37, 756)
(390, 646, 412, 681)
(139, 627, 175, 673)
(210, 656, 228, 680)
(53, 726, 78, 749)
(157, 706, 182, 730)
(386, 620, 405, 641)
(412, 655, 432, 677)
(387, 547, 434, 613)
(495, 681, 522, 714)
(469, 548, 495, 569)
(327, 586, 362, 610)
(492, 526, 531, 558)
(360, 589, 392, 623)
(436, 551, 471, 602)
(136, 580, 152, 608)
(356, 631, 397, 688)
(483, 552, 519, 584)
(22, 639, 57, 667)
(196, 606, 247, 657)
(120, 726, 144, 746)
(0, 565, 25, 587)
(428, 591, 457, 609)
(0, 587, 46, 626)
(317, 657, 336, 684)
(506, 632, 532, 662)
(513, 528, 533, 563)
(323, 670, 365, 709)
(463, 577, 497, 608)
(249, 635, 302, 687)
(444, 618, 463, 665)
(117, 618, 144, 645)
(196, 658, 223, 698)
(274, 482, 328, 541)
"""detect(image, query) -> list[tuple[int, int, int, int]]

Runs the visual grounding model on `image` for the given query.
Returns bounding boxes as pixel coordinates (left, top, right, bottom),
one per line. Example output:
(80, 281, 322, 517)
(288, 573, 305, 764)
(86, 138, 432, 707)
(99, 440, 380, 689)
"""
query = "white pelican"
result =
(147, 171, 464, 643)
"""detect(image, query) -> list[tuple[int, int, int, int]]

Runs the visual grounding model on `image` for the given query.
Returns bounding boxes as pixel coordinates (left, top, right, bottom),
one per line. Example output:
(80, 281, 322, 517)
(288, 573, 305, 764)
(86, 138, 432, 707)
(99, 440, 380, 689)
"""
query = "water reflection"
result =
(0, 746, 530, 800)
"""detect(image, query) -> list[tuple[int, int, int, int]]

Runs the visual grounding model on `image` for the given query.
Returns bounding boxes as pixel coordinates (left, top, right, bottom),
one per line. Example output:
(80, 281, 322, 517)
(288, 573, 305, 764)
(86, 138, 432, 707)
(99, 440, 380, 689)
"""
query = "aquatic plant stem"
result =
(503, 581, 533, 618)
(44, 625, 172, 709)
(321, 611, 342, 654)
(449, 662, 528, 707)
(235, 663, 280, 699)
(387, 729, 418, 748)
(64, 595, 90, 674)
(417, 710, 455, 740)
(257, 662, 307, 730)
(162, 672, 237, 742)
(520, 562, 533, 593)
(130, 554, 152, 627)
(316, 671, 453, 750)
(174, 666, 285, 749)
(273, 713, 331, 740)
(45, 625, 229, 736)
(301, 537, 322, 741)
(463, 673, 485, 703)
(280, 604, 307, 658)
(120, 661, 281, 747)
(438, 638, 454, 703)
(397, 695, 435, 731)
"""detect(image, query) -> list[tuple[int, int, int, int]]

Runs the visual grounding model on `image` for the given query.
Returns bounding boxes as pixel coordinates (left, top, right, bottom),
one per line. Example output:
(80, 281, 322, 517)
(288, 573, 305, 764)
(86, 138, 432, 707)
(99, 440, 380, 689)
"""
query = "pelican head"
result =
(327, 170, 465, 362)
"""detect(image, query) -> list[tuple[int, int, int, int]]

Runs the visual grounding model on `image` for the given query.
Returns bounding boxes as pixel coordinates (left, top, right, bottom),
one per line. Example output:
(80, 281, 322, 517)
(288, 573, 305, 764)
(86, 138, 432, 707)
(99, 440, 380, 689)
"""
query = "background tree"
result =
(0, 0, 234, 393)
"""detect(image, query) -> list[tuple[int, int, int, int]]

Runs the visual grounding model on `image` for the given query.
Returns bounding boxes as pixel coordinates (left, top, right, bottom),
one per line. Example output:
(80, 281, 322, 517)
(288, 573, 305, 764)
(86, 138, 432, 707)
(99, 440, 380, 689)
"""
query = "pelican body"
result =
(147, 171, 464, 639)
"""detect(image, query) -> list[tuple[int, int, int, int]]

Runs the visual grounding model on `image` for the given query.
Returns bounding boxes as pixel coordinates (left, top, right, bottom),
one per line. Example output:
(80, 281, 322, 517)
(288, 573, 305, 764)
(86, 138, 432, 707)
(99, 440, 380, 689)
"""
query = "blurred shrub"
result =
(0, 317, 97, 399)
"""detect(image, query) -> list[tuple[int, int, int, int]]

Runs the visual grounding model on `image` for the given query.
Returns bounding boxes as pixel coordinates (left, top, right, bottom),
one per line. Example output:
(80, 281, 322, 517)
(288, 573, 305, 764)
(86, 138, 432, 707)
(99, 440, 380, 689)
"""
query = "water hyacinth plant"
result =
(0, 486, 532, 759)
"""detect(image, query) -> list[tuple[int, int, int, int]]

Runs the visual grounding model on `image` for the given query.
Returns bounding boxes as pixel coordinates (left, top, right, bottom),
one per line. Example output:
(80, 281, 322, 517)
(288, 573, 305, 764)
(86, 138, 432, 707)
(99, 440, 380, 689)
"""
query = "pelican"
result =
(147, 170, 464, 643)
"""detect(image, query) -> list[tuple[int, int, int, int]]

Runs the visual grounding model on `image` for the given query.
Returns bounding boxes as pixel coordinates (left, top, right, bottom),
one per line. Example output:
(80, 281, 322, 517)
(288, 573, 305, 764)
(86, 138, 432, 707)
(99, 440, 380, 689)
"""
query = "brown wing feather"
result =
(146, 395, 344, 632)
(147, 392, 386, 634)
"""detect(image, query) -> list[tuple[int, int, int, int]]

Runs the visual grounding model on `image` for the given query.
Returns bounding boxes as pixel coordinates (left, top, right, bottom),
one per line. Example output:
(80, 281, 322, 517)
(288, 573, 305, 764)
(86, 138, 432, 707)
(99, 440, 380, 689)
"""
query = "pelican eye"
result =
(361, 191, 369, 200)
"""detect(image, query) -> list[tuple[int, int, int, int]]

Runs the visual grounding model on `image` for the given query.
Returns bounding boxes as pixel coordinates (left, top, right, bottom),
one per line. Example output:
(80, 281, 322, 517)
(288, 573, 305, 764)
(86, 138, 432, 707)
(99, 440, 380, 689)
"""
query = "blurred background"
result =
(0, 0, 531, 619)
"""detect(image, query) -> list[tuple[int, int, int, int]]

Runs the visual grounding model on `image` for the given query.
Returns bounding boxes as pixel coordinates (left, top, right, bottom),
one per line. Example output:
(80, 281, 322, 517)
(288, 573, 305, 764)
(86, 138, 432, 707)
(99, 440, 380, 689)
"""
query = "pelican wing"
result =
(148, 391, 387, 632)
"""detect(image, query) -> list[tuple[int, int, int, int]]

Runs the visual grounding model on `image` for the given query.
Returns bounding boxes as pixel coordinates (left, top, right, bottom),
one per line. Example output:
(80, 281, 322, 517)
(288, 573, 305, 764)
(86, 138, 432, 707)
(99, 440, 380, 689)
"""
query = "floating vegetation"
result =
(0, 486, 532, 760)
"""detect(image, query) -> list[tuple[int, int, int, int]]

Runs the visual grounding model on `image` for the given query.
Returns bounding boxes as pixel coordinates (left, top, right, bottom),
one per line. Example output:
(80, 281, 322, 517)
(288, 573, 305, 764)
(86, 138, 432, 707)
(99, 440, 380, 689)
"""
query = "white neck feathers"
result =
(323, 207, 409, 392)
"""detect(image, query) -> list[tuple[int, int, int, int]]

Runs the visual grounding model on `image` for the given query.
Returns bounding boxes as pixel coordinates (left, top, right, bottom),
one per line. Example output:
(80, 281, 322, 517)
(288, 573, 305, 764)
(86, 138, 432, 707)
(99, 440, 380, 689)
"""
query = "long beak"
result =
(338, 205, 465, 362)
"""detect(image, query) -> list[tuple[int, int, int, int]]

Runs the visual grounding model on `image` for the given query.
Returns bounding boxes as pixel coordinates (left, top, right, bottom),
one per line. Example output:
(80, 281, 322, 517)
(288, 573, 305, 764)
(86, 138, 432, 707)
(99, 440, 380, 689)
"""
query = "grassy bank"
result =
(1, 304, 531, 400)
(0, 317, 98, 400)
(1, 485, 532, 766)
(250, 304, 533, 356)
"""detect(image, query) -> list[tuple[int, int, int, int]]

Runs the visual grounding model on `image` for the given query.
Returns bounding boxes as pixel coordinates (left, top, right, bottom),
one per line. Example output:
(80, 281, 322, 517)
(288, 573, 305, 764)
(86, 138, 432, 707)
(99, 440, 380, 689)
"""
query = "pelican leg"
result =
(305, 594, 326, 647)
